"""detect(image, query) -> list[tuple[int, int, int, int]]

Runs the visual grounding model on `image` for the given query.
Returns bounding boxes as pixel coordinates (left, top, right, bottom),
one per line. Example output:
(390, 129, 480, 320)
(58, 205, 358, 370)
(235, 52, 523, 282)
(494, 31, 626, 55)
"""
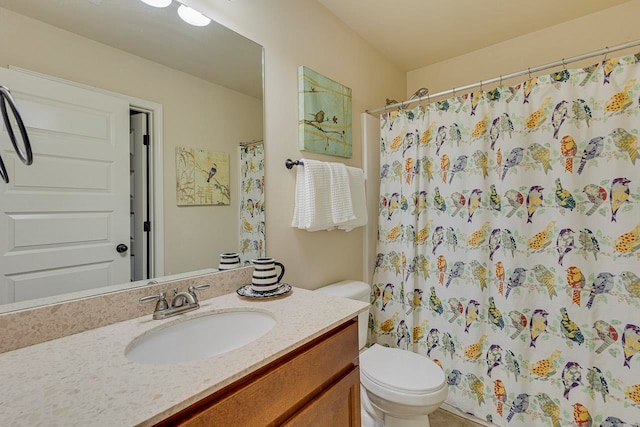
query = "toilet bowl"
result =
(316, 280, 448, 427)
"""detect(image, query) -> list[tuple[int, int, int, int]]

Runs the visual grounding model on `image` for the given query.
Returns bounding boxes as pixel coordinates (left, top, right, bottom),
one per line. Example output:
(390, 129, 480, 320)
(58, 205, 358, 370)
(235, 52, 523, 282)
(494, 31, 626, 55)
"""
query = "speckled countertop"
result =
(0, 287, 369, 426)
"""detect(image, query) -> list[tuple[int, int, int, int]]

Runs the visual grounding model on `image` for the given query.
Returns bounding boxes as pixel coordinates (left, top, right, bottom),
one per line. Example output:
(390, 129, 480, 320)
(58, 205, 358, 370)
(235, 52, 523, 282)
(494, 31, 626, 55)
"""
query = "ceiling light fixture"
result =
(177, 4, 211, 26)
(139, 0, 172, 7)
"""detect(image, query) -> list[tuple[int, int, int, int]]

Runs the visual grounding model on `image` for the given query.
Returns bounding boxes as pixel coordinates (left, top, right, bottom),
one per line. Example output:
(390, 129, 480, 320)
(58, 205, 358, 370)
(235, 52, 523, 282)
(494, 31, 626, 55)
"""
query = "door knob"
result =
(116, 243, 128, 253)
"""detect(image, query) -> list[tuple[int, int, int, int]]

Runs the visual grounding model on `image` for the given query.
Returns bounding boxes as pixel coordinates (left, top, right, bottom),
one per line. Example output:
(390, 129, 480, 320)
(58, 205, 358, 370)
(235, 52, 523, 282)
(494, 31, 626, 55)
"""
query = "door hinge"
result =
(144, 221, 151, 232)
(143, 134, 150, 146)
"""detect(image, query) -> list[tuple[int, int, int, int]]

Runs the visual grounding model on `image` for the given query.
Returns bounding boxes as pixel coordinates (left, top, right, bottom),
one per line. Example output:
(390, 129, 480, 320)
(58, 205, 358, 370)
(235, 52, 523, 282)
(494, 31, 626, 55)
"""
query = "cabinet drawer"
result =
(282, 366, 360, 427)
(166, 319, 359, 427)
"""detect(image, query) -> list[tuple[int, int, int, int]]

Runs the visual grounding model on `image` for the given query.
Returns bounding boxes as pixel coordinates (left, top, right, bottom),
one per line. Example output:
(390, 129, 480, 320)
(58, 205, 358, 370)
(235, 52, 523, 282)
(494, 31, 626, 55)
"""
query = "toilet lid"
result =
(360, 344, 445, 395)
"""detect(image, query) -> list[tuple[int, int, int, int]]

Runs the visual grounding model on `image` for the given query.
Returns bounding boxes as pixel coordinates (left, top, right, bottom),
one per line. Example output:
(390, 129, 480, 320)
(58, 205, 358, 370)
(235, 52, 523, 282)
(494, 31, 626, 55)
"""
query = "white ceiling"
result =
(4, 1, 631, 98)
(318, 0, 632, 72)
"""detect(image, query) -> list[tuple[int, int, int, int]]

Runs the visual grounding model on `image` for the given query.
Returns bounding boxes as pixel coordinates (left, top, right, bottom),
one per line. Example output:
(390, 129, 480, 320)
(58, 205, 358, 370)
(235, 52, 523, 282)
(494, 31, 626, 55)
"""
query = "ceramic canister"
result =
(251, 258, 285, 292)
(219, 252, 241, 270)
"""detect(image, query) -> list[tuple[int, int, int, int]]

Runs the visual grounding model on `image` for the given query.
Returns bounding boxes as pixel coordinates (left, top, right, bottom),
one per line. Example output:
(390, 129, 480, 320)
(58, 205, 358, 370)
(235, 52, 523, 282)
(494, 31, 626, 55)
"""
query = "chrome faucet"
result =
(172, 289, 197, 307)
(140, 284, 210, 320)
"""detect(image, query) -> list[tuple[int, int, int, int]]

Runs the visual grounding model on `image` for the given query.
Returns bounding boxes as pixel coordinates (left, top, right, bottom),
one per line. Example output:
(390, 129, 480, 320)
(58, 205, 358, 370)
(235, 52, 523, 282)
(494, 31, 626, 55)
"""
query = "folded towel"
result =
(328, 162, 355, 225)
(338, 166, 368, 232)
(291, 159, 335, 231)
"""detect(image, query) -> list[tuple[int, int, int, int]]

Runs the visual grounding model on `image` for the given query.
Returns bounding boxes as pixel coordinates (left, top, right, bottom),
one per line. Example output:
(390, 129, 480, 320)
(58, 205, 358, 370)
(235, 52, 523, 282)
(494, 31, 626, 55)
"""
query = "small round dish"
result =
(237, 283, 292, 299)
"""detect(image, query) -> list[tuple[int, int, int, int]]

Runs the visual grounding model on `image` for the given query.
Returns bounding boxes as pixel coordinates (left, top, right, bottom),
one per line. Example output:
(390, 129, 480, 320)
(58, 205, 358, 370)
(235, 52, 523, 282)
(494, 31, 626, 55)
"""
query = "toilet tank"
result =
(315, 280, 370, 350)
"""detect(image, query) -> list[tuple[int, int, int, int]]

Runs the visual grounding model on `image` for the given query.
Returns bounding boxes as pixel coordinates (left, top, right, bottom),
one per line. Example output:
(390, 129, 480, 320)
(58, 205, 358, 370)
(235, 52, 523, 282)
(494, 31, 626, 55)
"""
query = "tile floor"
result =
(430, 409, 485, 427)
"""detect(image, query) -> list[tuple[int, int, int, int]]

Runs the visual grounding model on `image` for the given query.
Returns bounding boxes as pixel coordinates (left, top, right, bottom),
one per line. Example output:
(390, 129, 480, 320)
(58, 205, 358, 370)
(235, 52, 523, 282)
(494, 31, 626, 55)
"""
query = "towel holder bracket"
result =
(285, 159, 303, 169)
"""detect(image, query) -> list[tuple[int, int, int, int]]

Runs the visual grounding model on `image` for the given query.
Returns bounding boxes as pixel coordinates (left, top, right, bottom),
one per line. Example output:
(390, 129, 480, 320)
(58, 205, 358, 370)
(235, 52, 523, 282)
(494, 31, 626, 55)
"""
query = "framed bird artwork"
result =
(298, 66, 352, 158)
(175, 146, 230, 206)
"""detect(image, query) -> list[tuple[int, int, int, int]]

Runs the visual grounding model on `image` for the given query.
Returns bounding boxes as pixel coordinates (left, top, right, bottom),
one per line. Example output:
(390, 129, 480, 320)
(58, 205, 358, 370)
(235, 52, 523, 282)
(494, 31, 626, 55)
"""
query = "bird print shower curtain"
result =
(239, 143, 265, 263)
(371, 52, 640, 426)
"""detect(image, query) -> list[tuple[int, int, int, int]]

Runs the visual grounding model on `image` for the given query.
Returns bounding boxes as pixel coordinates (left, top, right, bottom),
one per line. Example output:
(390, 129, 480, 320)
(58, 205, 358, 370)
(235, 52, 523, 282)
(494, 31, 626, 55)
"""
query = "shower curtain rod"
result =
(239, 139, 264, 147)
(366, 39, 640, 114)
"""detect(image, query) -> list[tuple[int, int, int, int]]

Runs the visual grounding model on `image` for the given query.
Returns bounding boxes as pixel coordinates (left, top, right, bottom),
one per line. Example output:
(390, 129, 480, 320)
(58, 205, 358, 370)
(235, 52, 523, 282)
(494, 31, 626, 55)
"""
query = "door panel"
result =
(17, 96, 111, 139)
(0, 68, 130, 304)
(7, 263, 112, 302)
(12, 155, 111, 189)
(10, 212, 110, 247)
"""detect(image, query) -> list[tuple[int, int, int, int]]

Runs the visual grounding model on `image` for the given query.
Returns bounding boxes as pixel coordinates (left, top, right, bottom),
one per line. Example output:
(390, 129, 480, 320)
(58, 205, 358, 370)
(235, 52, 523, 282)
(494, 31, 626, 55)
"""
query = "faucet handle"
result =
(140, 292, 169, 311)
(188, 284, 210, 302)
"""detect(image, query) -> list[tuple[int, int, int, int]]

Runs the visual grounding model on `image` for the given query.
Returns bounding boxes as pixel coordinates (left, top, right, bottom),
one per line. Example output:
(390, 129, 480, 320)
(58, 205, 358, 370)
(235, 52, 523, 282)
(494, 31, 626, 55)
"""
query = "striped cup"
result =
(219, 252, 240, 270)
(251, 258, 285, 292)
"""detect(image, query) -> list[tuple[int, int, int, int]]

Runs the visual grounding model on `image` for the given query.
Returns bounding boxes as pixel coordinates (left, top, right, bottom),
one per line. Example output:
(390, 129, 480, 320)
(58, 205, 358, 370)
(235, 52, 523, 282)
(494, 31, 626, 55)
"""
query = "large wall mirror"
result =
(0, 0, 264, 312)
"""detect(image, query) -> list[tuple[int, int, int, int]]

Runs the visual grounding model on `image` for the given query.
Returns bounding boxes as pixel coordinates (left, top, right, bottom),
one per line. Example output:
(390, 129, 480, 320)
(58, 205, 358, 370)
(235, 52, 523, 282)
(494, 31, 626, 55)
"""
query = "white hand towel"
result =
(328, 162, 355, 225)
(291, 161, 306, 228)
(338, 166, 368, 231)
(291, 159, 334, 231)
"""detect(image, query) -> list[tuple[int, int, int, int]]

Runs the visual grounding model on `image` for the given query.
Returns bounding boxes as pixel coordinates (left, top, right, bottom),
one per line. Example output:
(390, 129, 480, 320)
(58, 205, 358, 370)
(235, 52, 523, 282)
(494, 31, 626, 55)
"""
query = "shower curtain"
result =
(371, 53, 640, 426)
(239, 143, 265, 263)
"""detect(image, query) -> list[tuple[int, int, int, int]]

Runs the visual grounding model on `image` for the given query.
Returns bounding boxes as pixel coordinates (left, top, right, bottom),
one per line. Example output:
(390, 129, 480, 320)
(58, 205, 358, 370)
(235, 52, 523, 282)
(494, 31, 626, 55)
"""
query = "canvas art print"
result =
(176, 147, 230, 206)
(298, 66, 352, 158)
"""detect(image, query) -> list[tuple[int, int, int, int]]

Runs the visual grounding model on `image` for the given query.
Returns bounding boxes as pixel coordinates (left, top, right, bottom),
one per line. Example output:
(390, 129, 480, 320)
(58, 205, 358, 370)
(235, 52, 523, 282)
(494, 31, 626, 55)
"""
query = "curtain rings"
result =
(604, 46, 610, 62)
(499, 75, 503, 87)
(562, 58, 567, 70)
(479, 80, 483, 92)
(528, 68, 532, 79)
(421, 93, 430, 110)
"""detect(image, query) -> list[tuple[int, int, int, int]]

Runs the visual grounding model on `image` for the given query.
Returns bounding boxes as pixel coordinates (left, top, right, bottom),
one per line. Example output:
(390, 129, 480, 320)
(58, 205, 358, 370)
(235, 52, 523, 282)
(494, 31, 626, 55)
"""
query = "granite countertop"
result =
(0, 287, 369, 426)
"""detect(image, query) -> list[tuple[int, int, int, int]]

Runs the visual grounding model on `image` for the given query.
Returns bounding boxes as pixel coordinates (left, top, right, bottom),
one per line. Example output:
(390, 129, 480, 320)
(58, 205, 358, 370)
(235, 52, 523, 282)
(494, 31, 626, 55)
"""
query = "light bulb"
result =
(139, 0, 172, 7)
(177, 4, 211, 26)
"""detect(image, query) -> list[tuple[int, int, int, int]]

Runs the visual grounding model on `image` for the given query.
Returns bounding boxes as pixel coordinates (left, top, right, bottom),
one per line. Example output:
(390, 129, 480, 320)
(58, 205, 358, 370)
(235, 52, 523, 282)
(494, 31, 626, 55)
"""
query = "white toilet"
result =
(316, 280, 448, 427)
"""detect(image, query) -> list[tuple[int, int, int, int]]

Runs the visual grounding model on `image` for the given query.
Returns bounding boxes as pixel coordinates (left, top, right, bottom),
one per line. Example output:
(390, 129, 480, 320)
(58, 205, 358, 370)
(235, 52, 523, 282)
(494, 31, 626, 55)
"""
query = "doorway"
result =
(130, 109, 151, 281)
(127, 98, 165, 284)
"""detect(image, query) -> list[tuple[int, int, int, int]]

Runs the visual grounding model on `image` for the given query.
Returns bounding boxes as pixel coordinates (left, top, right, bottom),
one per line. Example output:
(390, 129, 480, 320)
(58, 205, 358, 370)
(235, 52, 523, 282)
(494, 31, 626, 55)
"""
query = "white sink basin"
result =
(125, 310, 276, 364)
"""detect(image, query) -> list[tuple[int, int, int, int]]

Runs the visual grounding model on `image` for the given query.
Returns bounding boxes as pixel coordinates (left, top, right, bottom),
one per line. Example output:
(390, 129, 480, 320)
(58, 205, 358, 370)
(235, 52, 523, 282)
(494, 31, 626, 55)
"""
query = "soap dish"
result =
(237, 283, 292, 299)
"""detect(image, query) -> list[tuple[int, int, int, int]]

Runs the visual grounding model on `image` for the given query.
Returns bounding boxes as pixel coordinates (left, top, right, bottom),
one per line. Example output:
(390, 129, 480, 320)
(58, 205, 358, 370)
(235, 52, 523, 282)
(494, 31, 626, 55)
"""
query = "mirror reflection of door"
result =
(130, 111, 152, 281)
(0, 68, 136, 304)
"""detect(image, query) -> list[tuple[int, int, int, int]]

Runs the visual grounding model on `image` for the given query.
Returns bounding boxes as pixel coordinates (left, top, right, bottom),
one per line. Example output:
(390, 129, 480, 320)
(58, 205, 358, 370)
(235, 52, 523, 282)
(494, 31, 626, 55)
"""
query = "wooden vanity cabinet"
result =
(157, 319, 361, 427)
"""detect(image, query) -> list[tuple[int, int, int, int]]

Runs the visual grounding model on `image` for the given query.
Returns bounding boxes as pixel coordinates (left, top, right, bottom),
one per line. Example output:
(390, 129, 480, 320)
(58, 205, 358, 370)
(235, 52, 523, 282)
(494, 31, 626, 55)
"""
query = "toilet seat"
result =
(360, 344, 446, 407)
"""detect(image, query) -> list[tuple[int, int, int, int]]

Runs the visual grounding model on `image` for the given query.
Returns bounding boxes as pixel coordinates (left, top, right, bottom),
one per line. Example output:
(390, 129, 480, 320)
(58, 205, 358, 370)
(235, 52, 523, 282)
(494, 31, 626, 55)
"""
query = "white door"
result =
(0, 68, 130, 304)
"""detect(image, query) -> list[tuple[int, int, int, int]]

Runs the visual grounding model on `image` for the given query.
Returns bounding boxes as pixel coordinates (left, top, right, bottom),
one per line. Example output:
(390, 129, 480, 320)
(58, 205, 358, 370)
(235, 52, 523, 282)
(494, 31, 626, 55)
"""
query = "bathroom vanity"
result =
(0, 287, 368, 426)
(160, 320, 360, 426)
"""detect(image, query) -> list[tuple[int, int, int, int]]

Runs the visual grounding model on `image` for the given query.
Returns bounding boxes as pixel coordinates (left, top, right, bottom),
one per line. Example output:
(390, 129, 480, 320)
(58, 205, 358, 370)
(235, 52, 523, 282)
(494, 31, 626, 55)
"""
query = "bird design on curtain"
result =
(239, 143, 265, 264)
(371, 52, 640, 426)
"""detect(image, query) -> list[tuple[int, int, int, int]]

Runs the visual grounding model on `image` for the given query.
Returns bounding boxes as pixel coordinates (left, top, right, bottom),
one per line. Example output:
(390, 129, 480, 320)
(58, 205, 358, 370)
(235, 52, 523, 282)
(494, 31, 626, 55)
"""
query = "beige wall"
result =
(188, 0, 406, 288)
(0, 0, 407, 291)
(191, 0, 640, 291)
(407, 0, 640, 98)
(6, 0, 634, 292)
(0, 8, 263, 276)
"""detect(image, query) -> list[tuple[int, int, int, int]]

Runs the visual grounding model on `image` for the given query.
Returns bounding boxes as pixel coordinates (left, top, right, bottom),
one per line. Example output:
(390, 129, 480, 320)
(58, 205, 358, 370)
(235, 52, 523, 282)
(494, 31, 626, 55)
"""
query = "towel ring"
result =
(0, 85, 33, 183)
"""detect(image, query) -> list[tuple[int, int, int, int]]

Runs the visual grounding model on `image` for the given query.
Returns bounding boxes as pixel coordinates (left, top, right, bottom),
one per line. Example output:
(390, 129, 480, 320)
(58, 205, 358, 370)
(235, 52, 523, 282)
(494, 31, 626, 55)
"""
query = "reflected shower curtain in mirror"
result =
(370, 53, 640, 426)
(239, 143, 265, 264)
